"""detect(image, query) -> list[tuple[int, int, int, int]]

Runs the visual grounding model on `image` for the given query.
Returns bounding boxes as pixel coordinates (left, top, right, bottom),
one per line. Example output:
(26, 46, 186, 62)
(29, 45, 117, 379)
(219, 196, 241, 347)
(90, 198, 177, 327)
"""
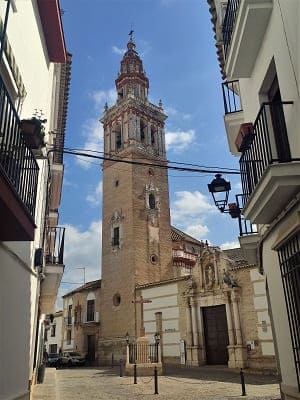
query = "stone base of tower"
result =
(97, 337, 127, 366)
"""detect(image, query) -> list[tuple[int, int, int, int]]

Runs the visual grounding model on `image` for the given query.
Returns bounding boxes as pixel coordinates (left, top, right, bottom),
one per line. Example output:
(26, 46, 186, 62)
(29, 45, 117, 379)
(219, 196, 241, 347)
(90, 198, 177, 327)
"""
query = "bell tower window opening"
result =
(140, 119, 147, 143)
(149, 193, 156, 209)
(151, 126, 155, 145)
(113, 226, 120, 246)
(115, 124, 122, 150)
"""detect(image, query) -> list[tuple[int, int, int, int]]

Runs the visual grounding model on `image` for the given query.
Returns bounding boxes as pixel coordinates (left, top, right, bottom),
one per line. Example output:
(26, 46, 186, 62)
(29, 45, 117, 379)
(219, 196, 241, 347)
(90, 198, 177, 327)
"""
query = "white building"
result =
(0, 1, 70, 399)
(208, 1, 300, 399)
(45, 311, 63, 355)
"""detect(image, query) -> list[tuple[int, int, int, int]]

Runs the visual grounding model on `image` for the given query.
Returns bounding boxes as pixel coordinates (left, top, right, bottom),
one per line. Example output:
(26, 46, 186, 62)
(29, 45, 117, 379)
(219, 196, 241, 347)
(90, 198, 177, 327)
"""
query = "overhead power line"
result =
(54, 147, 240, 175)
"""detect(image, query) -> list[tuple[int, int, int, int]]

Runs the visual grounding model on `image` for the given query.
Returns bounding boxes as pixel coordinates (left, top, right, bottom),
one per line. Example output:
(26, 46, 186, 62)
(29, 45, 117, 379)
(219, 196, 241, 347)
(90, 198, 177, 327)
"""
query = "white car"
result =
(58, 352, 85, 367)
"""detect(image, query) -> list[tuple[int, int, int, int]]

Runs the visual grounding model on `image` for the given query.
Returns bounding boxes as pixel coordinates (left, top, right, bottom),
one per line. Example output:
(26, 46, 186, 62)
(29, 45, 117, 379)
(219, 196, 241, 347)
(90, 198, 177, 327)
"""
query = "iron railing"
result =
(128, 343, 159, 364)
(278, 232, 300, 390)
(0, 76, 39, 218)
(45, 226, 65, 264)
(222, 0, 241, 57)
(222, 80, 242, 114)
(235, 194, 257, 236)
(240, 101, 293, 204)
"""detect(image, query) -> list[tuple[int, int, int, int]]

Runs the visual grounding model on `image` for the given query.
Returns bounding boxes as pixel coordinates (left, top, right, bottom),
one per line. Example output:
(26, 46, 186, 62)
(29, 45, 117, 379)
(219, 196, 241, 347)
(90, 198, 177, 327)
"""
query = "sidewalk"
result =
(31, 366, 280, 400)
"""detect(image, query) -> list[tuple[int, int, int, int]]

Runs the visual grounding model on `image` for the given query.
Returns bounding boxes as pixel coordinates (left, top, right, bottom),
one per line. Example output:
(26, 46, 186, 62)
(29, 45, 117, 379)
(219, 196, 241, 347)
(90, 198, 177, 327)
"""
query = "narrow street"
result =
(32, 366, 280, 400)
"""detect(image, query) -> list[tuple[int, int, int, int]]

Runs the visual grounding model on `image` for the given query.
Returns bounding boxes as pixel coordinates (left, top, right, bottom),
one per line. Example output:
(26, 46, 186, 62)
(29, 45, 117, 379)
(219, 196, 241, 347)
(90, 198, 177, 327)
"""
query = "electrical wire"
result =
(55, 147, 240, 175)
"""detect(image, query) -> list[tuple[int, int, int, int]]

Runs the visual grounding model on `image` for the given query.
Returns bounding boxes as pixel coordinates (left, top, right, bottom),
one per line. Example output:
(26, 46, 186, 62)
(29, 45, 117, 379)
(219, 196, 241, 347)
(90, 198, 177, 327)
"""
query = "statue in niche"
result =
(223, 269, 239, 288)
(205, 265, 215, 289)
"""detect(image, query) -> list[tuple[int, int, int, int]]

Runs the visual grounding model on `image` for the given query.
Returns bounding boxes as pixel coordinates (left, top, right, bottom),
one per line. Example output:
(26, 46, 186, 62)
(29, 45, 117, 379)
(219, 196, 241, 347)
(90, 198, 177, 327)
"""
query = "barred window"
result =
(87, 300, 95, 322)
(278, 232, 300, 390)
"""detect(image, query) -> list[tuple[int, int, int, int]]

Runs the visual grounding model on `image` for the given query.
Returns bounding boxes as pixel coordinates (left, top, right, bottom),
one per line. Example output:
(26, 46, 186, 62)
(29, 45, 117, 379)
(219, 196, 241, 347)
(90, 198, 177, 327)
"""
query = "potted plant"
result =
(235, 122, 254, 152)
(228, 202, 241, 219)
(20, 117, 46, 149)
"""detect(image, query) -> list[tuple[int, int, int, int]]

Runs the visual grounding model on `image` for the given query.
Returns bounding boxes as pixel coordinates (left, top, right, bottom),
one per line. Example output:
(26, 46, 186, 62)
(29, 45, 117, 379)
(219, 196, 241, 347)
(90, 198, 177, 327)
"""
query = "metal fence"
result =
(240, 101, 293, 203)
(45, 226, 65, 265)
(0, 76, 39, 218)
(222, 80, 242, 114)
(128, 343, 159, 364)
(222, 0, 241, 57)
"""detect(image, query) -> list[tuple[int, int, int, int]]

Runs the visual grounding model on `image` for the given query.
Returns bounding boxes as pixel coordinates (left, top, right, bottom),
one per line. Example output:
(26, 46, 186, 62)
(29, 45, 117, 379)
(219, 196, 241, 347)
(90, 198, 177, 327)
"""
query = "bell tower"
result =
(99, 36, 173, 360)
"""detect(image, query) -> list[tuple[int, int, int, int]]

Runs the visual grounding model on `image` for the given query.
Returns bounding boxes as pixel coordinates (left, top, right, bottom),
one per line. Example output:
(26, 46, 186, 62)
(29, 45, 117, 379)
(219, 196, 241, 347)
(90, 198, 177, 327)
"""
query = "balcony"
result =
(0, 77, 39, 241)
(222, 80, 244, 155)
(172, 249, 197, 268)
(240, 101, 299, 224)
(223, 0, 273, 79)
(40, 227, 65, 313)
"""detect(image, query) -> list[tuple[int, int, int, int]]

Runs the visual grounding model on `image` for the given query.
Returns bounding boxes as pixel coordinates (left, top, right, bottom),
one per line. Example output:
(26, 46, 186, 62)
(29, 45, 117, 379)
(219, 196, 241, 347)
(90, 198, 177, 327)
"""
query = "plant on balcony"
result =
(228, 202, 241, 219)
(235, 122, 254, 152)
(20, 117, 46, 149)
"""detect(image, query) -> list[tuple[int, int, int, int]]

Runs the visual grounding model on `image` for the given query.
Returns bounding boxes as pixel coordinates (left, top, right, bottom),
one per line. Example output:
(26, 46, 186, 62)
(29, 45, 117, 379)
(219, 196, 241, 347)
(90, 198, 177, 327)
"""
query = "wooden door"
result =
(87, 335, 96, 364)
(203, 305, 229, 365)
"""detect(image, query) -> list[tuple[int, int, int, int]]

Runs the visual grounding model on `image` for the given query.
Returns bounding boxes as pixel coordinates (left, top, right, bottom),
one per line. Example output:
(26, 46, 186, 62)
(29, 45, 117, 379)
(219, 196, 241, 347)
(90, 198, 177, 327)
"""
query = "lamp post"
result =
(154, 332, 161, 363)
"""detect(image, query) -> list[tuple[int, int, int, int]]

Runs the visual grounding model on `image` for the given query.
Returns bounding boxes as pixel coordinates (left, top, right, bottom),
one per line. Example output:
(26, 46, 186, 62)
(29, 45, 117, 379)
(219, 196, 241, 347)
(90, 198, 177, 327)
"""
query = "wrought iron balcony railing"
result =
(222, 80, 242, 114)
(235, 194, 257, 236)
(0, 76, 39, 218)
(45, 226, 65, 265)
(222, 0, 241, 57)
(240, 101, 293, 204)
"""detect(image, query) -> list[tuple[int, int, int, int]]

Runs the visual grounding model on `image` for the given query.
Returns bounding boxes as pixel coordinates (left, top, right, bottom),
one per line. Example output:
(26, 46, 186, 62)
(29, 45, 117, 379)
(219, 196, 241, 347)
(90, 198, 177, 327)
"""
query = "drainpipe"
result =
(0, 0, 11, 64)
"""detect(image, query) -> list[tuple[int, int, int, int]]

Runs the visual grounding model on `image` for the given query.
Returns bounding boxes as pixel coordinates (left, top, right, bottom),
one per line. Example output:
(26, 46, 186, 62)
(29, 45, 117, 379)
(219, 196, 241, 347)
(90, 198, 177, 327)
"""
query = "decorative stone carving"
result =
(205, 265, 215, 289)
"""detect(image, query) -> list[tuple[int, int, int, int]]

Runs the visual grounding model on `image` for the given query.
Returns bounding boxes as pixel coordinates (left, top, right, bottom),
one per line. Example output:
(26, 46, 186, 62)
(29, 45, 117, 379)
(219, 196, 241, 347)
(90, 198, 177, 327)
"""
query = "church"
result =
(62, 36, 276, 372)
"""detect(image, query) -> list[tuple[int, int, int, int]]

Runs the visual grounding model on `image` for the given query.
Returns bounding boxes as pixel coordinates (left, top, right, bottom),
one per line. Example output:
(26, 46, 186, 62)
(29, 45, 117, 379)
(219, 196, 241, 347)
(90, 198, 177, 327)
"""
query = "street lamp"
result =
(207, 173, 231, 213)
(208, 174, 242, 219)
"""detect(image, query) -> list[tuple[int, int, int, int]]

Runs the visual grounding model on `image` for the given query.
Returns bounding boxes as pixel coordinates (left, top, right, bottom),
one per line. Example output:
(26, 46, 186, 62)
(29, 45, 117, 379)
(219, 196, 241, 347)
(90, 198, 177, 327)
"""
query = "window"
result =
(49, 344, 57, 354)
(151, 127, 155, 145)
(67, 305, 72, 325)
(67, 330, 71, 345)
(87, 300, 95, 322)
(113, 293, 121, 306)
(149, 193, 156, 209)
(278, 232, 300, 390)
(113, 227, 120, 246)
(51, 324, 56, 337)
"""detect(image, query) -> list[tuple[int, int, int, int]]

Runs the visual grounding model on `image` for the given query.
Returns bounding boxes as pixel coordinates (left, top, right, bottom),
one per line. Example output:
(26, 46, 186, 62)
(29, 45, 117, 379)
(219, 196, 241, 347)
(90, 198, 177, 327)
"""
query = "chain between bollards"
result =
(240, 368, 246, 396)
(154, 366, 158, 394)
(134, 363, 137, 384)
(119, 359, 123, 377)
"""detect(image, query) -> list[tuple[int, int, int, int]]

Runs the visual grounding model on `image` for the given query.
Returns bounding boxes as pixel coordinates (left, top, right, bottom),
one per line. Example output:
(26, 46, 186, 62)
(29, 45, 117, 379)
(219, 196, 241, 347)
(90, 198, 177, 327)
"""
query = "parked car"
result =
(47, 353, 60, 367)
(57, 352, 85, 367)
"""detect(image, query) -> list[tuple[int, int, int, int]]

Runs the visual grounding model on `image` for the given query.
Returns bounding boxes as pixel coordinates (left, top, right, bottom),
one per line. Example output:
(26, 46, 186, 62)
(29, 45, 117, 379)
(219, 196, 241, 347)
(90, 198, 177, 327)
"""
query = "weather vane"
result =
(129, 23, 134, 41)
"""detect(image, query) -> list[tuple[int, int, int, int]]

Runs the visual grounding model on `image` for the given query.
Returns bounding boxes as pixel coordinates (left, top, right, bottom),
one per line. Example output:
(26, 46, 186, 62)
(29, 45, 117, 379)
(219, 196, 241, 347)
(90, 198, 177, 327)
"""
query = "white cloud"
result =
(165, 130, 195, 153)
(86, 181, 103, 207)
(164, 105, 191, 121)
(220, 241, 240, 250)
(112, 45, 126, 55)
(185, 224, 209, 240)
(56, 220, 102, 309)
(76, 118, 103, 169)
(171, 190, 215, 241)
(90, 88, 117, 109)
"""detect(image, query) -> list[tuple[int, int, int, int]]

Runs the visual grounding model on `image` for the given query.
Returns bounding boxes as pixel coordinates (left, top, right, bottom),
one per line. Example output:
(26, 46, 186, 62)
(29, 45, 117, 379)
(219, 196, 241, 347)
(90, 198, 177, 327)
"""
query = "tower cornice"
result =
(101, 96, 167, 125)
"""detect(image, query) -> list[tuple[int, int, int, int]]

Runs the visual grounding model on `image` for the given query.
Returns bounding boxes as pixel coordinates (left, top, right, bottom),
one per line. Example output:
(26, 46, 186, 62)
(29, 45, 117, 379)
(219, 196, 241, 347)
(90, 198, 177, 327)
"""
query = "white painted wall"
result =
(0, 1, 66, 399)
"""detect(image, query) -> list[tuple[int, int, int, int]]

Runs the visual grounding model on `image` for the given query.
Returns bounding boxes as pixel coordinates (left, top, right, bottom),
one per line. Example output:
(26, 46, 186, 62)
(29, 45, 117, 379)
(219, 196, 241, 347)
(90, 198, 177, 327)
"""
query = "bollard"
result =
(111, 353, 114, 368)
(119, 359, 123, 377)
(154, 366, 158, 395)
(240, 368, 246, 396)
(134, 363, 137, 384)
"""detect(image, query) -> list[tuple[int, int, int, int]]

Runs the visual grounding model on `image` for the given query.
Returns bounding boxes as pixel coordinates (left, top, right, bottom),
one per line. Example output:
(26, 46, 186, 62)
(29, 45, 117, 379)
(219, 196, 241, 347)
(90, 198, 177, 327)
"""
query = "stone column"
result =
(196, 303, 206, 364)
(223, 290, 235, 346)
(155, 312, 163, 361)
(190, 298, 198, 347)
(231, 289, 242, 345)
(185, 299, 193, 346)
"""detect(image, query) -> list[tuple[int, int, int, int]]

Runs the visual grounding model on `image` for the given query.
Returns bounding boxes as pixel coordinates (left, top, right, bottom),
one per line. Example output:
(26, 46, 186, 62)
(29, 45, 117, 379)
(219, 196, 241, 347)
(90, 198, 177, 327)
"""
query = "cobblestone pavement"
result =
(32, 366, 280, 400)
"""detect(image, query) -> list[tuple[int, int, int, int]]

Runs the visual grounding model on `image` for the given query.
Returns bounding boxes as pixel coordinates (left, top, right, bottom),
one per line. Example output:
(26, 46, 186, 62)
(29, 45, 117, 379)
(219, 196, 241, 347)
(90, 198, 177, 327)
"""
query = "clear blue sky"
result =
(58, 0, 241, 300)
